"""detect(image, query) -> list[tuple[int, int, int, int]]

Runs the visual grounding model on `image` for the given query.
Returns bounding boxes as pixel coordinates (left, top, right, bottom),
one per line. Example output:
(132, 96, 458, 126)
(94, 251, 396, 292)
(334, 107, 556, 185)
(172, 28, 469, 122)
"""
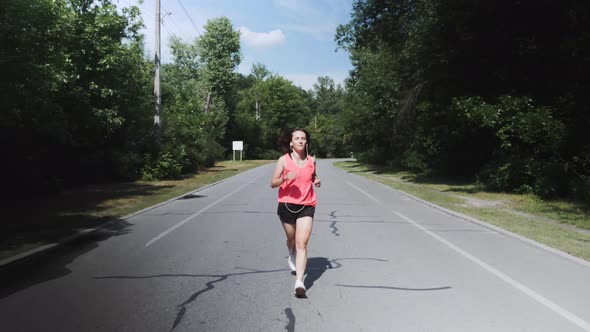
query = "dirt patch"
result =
(375, 172, 590, 236)
(457, 196, 506, 208)
(503, 208, 590, 236)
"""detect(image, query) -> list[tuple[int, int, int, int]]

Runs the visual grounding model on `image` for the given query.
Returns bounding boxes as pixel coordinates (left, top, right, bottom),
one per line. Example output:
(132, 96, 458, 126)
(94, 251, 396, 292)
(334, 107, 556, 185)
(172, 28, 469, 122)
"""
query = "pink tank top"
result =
(278, 153, 317, 207)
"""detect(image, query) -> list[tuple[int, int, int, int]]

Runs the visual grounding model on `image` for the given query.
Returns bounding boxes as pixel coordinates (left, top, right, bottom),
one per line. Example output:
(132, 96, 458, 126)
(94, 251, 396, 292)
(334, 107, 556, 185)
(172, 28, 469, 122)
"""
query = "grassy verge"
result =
(1, 160, 273, 261)
(334, 161, 590, 261)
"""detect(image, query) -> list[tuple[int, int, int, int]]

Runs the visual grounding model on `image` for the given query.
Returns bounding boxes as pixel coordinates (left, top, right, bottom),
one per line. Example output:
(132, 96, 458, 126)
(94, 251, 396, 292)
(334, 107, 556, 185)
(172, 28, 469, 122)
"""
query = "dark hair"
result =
(279, 127, 311, 154)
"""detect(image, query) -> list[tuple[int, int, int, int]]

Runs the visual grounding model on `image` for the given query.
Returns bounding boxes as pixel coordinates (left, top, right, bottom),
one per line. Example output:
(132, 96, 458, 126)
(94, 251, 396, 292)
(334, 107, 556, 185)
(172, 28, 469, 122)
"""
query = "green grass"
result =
(335, 160, 590, 261)
(1, 160, 273, 261)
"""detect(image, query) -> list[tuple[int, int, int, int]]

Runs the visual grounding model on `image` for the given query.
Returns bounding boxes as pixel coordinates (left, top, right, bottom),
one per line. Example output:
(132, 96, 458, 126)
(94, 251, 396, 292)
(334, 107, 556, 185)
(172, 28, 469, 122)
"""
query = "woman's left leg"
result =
(294, 216, 313, 282)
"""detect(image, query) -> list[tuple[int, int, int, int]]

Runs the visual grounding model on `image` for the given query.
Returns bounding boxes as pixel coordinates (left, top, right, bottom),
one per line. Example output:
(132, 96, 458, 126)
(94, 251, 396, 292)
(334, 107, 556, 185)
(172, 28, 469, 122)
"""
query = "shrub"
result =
(356, 146, 390, 165)
(111, 151, 144, 181)
(455, 95, 566, 195)
(141, 152, 182, 181)
(258, 149, 281, 160)
(201, 139, 226, 167)
(401, 149, 429, 173)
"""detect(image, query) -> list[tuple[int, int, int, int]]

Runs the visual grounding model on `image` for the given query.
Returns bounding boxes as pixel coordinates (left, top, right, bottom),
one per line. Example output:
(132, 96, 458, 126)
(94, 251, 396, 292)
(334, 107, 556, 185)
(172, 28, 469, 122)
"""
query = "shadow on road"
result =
(0, 220, 132, 299)
(305, 257, 335, 290)
(335, 284, 452, 291)
(92, 257, 391, 331)
(94, 266, 290, 332)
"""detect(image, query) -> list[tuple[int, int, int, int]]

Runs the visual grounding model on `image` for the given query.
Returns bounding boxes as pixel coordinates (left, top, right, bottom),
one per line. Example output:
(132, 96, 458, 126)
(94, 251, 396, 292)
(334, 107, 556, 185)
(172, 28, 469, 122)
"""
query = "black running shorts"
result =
(277, 203, 315, 224)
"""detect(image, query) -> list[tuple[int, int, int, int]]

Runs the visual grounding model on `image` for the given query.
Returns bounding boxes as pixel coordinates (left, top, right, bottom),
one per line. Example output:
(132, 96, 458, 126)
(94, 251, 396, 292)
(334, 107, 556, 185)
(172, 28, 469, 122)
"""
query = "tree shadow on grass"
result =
(408, 172, 475, 186)
(0, 182, 173, 260)
(184, 165, 239, 176)
(341, 161, 384, 175)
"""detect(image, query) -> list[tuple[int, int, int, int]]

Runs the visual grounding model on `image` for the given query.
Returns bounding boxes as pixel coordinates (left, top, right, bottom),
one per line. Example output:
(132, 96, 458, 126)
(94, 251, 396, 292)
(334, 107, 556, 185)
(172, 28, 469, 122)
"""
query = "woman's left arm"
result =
(312, 156, 321, 187)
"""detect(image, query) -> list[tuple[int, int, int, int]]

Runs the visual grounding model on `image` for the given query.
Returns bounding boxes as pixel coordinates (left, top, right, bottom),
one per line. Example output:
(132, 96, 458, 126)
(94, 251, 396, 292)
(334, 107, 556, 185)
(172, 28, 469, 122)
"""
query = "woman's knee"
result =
(295, 239, 308, 251)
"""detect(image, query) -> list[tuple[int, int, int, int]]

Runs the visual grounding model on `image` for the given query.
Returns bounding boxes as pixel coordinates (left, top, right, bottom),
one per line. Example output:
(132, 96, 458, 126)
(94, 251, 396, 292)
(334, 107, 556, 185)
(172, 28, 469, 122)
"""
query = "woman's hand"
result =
(284, 171, 298, 181)
(313, 177, 321, 188)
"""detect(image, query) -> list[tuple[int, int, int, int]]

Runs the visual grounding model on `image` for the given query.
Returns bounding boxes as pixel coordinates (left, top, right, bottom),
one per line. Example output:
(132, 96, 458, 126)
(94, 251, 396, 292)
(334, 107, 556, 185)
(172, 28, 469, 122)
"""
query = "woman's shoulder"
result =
(278, 154, 288, 165)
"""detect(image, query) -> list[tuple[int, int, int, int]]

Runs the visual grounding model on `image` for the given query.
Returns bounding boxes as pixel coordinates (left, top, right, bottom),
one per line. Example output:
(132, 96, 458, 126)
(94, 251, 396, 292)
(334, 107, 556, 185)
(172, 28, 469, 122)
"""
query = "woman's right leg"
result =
(282, 222, 296, 263)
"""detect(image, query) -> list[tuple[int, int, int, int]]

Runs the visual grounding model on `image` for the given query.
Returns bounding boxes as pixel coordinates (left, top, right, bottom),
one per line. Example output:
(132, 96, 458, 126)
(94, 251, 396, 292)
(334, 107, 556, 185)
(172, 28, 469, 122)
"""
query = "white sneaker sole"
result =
(288, 255, 296, 272)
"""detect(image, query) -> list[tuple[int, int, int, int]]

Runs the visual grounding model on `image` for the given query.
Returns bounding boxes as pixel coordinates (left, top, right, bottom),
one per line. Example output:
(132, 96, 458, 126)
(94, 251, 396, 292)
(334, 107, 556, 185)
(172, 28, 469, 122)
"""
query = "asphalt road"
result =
(1, 159, 589, 332)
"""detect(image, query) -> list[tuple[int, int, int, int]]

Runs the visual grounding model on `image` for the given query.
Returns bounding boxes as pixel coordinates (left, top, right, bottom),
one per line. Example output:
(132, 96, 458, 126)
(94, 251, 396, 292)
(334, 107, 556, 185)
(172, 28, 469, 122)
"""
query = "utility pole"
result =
(154, 0, 161, 143)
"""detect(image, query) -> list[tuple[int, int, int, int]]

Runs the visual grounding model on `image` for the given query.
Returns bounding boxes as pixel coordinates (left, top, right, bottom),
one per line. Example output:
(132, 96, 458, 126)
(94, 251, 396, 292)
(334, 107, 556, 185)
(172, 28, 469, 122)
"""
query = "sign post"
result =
(232, 141, 243, 161)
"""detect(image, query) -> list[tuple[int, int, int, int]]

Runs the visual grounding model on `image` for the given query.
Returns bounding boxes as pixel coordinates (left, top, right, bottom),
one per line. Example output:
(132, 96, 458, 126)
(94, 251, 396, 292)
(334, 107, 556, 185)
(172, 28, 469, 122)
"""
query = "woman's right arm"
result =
(270, 156, 285, 188)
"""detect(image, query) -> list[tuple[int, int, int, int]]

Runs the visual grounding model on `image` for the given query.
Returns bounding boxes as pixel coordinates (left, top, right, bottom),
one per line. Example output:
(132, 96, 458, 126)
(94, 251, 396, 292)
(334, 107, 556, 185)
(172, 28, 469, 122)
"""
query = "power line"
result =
(160, 7, 184, 37)
(161, 21, 177, 39)
(176, 0, 202, 37)
(162, 12, 184, 36)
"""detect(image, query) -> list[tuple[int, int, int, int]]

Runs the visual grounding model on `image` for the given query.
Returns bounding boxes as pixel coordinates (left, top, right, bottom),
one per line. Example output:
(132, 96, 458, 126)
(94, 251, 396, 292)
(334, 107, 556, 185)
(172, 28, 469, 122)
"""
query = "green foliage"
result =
(198, 17, 241, 98)
(108, 151, 143, 181)
(336, 0, 590, 201)
(308, 76, 349, 158)
(4, 2, 342, 195)
(451, 95, 566, 197)
(257, 149, 282, 160)
(160, 28, 233, 173)
(1, 0, 153, 196)
(141, 152, 183, 181)
(356, 145, 390, 165)
(401, 148, 429, 173)
(231, 72, 313, 158)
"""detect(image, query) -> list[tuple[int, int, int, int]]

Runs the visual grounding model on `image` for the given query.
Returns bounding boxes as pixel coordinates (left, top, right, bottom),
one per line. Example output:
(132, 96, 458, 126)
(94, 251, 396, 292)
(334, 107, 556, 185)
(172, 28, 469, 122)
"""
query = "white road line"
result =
(393, 211, 590, 332)
(145, 180, 252, 248)
(346, 181, 379, 203)
(346, 181, 590, 331)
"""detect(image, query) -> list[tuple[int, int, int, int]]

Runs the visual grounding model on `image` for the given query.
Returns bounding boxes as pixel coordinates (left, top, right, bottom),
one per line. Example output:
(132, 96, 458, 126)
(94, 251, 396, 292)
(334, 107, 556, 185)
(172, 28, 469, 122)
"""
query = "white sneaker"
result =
(288, 254, 296, 272)
(294, 280, 306, 298)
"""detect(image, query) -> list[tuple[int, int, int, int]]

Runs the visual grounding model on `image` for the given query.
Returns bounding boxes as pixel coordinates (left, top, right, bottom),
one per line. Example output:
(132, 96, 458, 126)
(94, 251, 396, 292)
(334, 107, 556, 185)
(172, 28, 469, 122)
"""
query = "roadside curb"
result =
(344, 168, 590, 269)
(0, 178, 230, 268)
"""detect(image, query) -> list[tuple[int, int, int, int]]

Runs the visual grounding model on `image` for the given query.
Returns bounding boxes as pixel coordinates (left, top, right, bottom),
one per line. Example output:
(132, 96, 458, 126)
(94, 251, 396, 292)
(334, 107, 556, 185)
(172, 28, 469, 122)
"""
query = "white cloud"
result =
(239, 27, 286, 48)
(272, 0, 350, 40)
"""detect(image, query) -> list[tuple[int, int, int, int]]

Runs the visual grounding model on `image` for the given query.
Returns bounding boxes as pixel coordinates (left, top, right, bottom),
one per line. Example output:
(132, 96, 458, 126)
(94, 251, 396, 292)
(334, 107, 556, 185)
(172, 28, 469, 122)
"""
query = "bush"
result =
(571, 176, 590, 204)
(111, 151, 144, 181)
(258, 149, 281, 160)
(356, 146, 390, 165)
(454, 95, 568, 195)
(401, 149, 429, 173)
(141, 152, 182, 181)
(201, 139, 226, 167)
(533, 163, 569, 198)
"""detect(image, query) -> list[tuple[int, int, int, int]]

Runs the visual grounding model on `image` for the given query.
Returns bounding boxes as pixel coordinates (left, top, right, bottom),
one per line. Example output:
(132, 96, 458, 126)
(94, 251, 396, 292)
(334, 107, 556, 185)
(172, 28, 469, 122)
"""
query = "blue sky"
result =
(124, 0, 354, 90)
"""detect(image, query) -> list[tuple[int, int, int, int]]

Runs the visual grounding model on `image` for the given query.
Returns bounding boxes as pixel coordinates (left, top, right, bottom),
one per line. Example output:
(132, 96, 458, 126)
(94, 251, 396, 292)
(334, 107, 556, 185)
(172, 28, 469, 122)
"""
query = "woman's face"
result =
(291, 130, 307, 151)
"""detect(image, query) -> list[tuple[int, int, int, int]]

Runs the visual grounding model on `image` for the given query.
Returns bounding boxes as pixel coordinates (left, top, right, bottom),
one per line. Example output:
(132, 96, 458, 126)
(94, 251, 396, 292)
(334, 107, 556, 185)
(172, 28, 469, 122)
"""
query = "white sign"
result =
(232, 141, 243, 151)
(232, 141, 243, 161)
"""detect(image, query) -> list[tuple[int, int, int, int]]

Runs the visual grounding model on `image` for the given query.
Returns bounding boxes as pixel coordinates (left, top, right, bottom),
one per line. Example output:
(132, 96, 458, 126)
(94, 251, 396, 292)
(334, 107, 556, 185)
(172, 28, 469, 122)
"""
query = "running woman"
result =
(270, 128, 321, 298)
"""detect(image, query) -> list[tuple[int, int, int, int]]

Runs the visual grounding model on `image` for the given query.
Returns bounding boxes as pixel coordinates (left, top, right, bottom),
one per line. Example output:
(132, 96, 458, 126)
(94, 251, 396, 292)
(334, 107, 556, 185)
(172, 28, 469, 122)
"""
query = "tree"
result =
(158, 35, 229, 174)
(198, 16, 241, 112)
(232, 73, 312, 158)
(1, 0, 152, 194)
(309, 76, 347, 157)
(251, 62, 271, 121)
(336, 0, 590, 200)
